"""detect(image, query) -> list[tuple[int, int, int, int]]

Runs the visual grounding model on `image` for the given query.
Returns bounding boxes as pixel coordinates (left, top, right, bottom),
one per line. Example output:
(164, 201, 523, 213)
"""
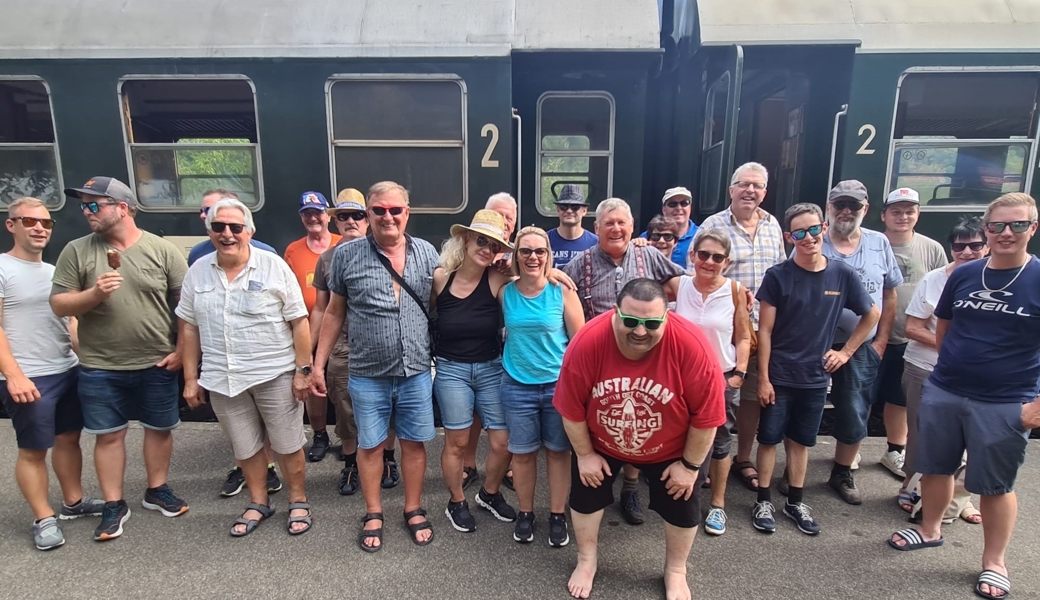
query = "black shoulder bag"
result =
(367, 236, 438, 355)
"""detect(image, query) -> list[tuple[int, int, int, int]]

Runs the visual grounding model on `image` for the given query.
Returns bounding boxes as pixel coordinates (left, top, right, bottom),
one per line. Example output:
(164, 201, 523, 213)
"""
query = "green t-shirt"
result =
(52, 231, 188, 370)
(890, 232, 949, 344)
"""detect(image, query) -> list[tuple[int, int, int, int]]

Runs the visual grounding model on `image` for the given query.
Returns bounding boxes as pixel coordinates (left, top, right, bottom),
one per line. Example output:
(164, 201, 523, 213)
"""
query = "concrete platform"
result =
(0, 423, 1037, 600)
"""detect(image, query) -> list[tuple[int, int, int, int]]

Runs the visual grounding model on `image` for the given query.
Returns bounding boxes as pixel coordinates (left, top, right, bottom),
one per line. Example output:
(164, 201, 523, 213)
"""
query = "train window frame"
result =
(325, 74, 469, 215)
(117, 74, 265, 213)
(0, 76, 64, 211)
(699, 71, 732, 215)
(884, 66, 1040, 213)
(535, 91, 616, 217)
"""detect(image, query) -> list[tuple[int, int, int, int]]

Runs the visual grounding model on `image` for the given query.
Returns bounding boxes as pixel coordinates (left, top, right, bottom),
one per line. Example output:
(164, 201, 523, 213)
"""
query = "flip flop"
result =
(897, 488, 919, 513)
(404, 508, 434, 546)
(975, 569, 1011, 599)
(230, 502, 275, 537)
(286, 502, 312, 535)
(358, 512, 384, 553)
(888, 528, 944, 551)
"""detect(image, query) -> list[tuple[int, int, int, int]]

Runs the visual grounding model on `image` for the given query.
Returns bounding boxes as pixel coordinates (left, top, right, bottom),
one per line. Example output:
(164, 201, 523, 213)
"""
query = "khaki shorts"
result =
(210, 371, 306, 460)
(328, 353, 357, 449)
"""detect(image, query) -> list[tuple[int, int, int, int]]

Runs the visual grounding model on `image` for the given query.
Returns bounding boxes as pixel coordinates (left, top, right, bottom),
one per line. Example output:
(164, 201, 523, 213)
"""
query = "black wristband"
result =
(679, 457, 700, 471)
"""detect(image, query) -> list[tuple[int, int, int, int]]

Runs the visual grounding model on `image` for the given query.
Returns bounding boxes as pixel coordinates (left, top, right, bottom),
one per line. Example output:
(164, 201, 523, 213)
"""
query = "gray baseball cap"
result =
(827, 180, 868, 204)
(65, 176, 138, 207)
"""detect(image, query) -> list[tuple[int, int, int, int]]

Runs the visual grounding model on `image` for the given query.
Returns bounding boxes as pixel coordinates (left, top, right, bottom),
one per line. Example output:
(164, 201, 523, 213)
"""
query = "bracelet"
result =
(679, 457, 700, 471)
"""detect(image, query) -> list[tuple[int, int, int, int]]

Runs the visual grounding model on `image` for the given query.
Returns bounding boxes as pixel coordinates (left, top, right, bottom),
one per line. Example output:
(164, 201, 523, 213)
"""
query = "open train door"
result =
(696, 44, 743, 218)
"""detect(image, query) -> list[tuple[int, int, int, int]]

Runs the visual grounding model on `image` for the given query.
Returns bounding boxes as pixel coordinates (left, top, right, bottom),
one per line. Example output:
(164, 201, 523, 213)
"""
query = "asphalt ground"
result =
(0, 423, 1038, 600)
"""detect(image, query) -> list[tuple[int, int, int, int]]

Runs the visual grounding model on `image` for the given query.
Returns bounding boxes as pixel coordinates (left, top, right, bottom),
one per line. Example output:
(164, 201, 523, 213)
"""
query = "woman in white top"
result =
(900, 217, 989, 524)
(674, 228, 751, 535)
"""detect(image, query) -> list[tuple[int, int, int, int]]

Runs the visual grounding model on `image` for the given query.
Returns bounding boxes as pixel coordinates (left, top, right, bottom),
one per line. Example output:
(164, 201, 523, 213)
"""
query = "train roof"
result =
(694, 0, 1040, 52)
(0, 0, 661, 59)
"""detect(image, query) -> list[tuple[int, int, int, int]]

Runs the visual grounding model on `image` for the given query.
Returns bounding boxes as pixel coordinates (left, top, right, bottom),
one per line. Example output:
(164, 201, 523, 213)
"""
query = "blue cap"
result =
(298, 191, 329, 212)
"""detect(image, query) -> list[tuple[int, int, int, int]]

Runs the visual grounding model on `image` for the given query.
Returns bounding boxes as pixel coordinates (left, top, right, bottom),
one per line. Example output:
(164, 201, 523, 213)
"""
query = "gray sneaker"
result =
(32, 516, 65, 550)
(60, 497, 105, 520)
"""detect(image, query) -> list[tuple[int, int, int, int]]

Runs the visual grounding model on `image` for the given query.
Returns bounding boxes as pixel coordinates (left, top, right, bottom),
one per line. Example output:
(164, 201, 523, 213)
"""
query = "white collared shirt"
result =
(176, 248, 308, 397)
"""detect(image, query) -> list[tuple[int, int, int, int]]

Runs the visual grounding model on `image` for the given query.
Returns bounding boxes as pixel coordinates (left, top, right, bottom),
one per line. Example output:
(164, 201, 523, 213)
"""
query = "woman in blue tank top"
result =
(500, 226, 585, 546)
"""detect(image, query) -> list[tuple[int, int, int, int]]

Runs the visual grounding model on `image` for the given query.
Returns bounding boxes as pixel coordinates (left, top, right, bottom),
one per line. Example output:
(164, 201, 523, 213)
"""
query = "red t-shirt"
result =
(553, 310, 726, 463)
(284, 235, 340, 313)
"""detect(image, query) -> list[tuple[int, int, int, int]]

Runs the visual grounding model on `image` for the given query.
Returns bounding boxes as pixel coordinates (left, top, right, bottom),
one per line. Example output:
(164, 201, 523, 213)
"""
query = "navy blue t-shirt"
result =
(930, 256, 1040, 403)
(547, 228, 598, 269)
(756, 258, 874, 388)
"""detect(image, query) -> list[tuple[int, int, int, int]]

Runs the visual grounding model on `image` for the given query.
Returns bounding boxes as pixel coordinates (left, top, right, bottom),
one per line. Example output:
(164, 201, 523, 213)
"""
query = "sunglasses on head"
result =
(200, 206, 211, 216)
(830, 200, 864, 213)
(335, 211, 367, 222)
(615, 307, 665, 331)
(649, 232, 676, 242)
(695, 250, 728, 264)
(474, 235, 503, 254)
(557, 204, 584, 213)
(517, 247, 548, 258)
(665, 199, 692, 209)
(80, 201, 118, 214)
(951, 241, 986, 252)
(211, 222, 246, 234)
(10, 216, 55, 230)
(789, 223, 824, 241)
(371, 206, 405, 217)
(985, 220, 1034, 234)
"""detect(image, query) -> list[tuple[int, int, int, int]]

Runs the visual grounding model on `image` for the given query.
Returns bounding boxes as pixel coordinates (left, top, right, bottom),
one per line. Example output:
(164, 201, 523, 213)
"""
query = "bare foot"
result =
(664, 569, 691, 600)
(567, 557, 597, 599)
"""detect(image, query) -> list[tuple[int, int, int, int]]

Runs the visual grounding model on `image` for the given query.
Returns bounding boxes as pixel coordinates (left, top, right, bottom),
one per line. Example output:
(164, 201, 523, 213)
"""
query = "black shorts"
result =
(1, 370, 82, 450)
(568, 452, 701, 528)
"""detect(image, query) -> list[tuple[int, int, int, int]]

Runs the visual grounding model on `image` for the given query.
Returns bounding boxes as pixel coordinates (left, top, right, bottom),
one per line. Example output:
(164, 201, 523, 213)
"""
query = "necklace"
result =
(981, 257, 1029, 292)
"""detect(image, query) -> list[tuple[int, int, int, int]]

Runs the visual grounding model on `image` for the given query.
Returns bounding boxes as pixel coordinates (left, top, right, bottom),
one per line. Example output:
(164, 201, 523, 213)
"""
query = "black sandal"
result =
(359, 512, 384, 553)
(404, 508, 434, 546)
(461, 466, 479, 491)
(732, 461, 759, 491)
(286, 502, 313, 536)
(230, 502, 275, 537)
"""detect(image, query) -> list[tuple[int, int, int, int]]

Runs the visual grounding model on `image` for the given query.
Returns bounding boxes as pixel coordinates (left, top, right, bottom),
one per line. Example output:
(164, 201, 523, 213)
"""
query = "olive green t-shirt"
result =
(52, 231, 188, 370)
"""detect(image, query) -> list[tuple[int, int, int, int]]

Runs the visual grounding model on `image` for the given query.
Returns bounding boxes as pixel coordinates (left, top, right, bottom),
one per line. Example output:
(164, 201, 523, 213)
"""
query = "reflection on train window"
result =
(537, 93, 614, 216)
(329, 78, 466, 212)
(700, 72, 731, 215)
(0, 79, 62, 208)
(120, 78, 262, 210)
(890, 71, 1040, 207)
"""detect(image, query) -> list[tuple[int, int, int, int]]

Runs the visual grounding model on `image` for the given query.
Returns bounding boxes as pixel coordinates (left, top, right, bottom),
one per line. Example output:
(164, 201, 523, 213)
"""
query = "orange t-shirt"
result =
(284, 235, 341, 312)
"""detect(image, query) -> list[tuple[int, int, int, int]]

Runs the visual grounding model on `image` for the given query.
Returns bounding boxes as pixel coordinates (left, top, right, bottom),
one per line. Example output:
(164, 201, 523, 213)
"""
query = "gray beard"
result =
(828, 213, 863, 237)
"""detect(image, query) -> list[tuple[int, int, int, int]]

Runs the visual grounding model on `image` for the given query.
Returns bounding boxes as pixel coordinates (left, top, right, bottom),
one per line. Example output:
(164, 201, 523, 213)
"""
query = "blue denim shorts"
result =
(828, 342, 882, 445)
(757, 385, 828, 448)
(348, 371, 435, 450)
(0, 369, 82, 450)
(434, 357, 507, 430)
(78, 366, 180, 434)
(500, 371, 570, 454)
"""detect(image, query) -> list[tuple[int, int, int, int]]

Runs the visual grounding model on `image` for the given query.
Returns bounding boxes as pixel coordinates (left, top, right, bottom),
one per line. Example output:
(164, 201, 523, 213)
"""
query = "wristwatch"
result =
(295, 365, 312, 376)
(731, 370, 747, 379)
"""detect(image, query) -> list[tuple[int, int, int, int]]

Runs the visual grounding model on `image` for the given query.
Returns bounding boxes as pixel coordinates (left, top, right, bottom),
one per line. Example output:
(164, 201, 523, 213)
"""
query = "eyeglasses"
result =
(695, 250, 728, 264)
(370, 206, 405, 217)
(200, 206, 211, 216)
(789, 224, 824, 241)
(665, 199, 692, 209)
(517, 247, 548, 258)
(985, 220, 1035, 234)
(80, 201, 118, 214)
(474, 235, 503, 255)
(9, 216, 55, 230)
(648, 232, 676, 242)
(335, 211, 366, 222)
(732, 181, 766, 191)
(952, 240, 981, 251)
(300, 209, 325, 219)
(615, 307, 665, 331)
(830, 200, 864, 213)
(557, 204, 584, 213)
(210, 222, 246, 234)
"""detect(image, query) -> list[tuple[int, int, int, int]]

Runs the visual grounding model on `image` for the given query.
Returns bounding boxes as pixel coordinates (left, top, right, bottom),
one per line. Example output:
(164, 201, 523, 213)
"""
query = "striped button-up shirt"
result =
(700, 206, 786, 329)
(563, 243, 685, 319)
(329, 234, 439, 378)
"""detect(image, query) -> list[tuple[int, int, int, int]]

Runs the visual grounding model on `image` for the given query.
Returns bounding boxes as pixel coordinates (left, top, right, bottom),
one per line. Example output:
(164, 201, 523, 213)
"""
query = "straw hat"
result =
(327, 188, 366, 215)
(449, 210, 514, 250)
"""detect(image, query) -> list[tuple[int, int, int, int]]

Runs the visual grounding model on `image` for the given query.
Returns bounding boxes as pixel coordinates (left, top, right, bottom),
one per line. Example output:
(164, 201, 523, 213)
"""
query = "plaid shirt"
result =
(700, 206, 786, 329)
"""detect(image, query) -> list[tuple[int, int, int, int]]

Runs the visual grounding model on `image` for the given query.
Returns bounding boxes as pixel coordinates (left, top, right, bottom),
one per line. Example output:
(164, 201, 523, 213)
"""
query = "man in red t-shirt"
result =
(553, 278, 725, 600)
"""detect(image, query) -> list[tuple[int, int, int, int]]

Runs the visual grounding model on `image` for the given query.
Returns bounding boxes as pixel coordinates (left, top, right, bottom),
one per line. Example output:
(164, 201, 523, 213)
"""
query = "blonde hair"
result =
(439, 234, 467, 273)
(512, 226, 553, 278)
(368, 181, 410, 206)
(8, 197, 46, 217)
(984, 192, 1038, 222)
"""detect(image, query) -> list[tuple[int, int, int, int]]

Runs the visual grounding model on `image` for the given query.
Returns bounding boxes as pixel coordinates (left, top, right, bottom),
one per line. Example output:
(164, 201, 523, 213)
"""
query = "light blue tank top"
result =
(502, 281, 569, 385)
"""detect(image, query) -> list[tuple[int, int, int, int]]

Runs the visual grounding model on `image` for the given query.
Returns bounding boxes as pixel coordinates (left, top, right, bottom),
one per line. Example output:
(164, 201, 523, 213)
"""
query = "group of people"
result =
(1, 164, 1037, 600)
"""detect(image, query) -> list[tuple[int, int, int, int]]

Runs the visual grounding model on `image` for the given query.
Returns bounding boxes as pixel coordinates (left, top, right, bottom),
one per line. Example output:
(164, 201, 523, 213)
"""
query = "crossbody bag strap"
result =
(368, 236, 429, 320)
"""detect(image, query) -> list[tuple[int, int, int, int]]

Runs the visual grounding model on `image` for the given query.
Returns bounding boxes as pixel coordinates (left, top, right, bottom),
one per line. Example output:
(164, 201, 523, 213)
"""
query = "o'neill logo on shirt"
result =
(953, 290, 1033, 317)
(598, 394, 663, 454)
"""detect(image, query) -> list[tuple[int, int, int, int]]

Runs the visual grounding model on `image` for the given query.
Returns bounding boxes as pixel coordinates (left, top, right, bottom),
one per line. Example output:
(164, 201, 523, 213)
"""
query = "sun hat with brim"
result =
(449, 210, 514, 251)
(328, 188, 366, 214)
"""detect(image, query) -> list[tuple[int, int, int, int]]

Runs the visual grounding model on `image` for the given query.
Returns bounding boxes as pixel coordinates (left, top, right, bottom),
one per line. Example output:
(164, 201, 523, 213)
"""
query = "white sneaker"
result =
(880, 450, 906, 478)
(850, 452, 861, 471)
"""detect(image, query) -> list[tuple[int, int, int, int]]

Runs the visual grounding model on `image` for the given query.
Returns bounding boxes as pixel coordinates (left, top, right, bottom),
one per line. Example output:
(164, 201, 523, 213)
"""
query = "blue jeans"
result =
(829, 342, 882, 445)
(78, 366, 180, 434)
(348, 371, 435, 450)
(757, 385, 828, 447)
(500, 371, 569, 454)
(434, 357, 507, 430)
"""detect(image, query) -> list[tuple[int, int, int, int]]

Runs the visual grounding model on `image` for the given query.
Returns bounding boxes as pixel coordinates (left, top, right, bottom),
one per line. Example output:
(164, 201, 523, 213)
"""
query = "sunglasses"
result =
(951, 241, 986, 252)
(200, 206, 211, 216)
(10, 216, 55, 230)
(985, 220, 1035, 234)
(517, 247, 548, 258)
(557, 204, 584, 213)
(649, 232, 676, 242)
(732, 181, 766, 191)
(615, 307, 665, 331)
(831, 200, 864, 213)
(474, 235, 503, 254)
(695, 250, 728, 264)
(80, 201, 119, 214)
(211, 222, 246, 234)
(789, 223, 824, 241)
(665, 199, 692, 209)
(335, 211, 367, 222)
(371, 206, 405, 217)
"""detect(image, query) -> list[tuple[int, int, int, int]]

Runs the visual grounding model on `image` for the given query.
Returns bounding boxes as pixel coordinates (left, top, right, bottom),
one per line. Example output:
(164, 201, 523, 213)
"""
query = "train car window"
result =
(119, 78, 262, 210)
(536, 92, 615, 216)
(889, 71, 1040, 208)
(328, 78, 466, 213)
(0, 79, 62, 208)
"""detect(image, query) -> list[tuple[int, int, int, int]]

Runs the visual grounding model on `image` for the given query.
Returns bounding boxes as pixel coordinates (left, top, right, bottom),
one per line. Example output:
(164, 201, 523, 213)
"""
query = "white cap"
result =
(885, 187, 920, 205)
(662, 187, 692, 203)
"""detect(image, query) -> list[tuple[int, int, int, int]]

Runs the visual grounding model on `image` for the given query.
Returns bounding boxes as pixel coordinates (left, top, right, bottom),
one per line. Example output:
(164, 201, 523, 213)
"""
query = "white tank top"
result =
(674, 275, 737, 371)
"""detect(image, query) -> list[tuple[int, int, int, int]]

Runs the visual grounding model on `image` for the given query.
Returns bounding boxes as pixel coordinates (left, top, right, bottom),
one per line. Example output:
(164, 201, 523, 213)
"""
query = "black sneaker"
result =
(307, 430, 330, 463)
(752, 500, 776, 533)
(619, 490, 644, 525)
(445, 499, 477, 533)
(513, 511, 535, 543)
(784, 502, 821, 535)
(220, 467, 245, 498)
(338, 464, 359, 496)
(828, 470, 863, 505)
(94, 501, 131, 541)
(475, 487, 517, 522)
(381, 458, 401, 489)
(266, 466, 282, 493)
(141, 484, 189, 517)
(548, 513, 570, 548)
